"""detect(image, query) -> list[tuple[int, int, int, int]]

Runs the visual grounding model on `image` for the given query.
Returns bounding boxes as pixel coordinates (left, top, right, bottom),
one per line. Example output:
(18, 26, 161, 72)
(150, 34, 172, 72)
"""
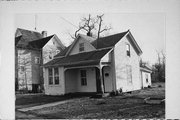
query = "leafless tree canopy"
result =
(71, 14, 111, 39)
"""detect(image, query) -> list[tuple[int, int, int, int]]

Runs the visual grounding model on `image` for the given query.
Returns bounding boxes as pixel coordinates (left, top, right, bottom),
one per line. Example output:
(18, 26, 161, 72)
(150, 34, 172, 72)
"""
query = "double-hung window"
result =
(48, 68, 53, 85)
(80, 70, 87, 86)
(54, 68, 59, 84)
(48, 68, 59, 85)
(126, 44, 130, 57)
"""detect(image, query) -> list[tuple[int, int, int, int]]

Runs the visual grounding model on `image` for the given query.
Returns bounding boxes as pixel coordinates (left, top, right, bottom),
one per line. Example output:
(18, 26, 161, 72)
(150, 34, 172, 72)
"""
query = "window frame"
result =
(126, 44, 131, 57)
(54, 68, 59, 85)
(48, 68, 60, 85)
(48, 68, 53, 85)
(80, 70, 87, 86)
(79, 43, 85, 52)
(35, 57, 40, 64)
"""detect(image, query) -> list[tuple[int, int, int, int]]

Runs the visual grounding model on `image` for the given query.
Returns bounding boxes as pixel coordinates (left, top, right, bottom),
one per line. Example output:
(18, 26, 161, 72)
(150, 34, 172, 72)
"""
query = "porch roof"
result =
(44, 48, 112, 67)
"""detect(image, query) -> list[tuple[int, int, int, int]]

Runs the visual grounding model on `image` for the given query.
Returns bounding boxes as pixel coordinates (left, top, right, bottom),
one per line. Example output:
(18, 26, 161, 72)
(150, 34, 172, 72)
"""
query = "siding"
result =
(65, 69, 78, 93)
(114, 35, 141, 92)
(69, 37, 96, 55)
(76, 68, 97, 92)
(44, 67, 65, 95)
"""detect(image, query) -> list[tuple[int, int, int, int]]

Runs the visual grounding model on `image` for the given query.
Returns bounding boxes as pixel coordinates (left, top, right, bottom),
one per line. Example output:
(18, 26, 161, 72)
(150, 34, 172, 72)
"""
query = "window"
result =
(126, 65, 132, 84)
(48, 68, 59, 85)
(56, 50, 60, 54)
(54, 68, 59, 84)
(80, 70, 87, 86)
(48, 68, 53, 85)
(146, 74, 148, 83)
(79, 43, 84, 52)
(35, 57, 40, 64)
(126, 44, 130, 57)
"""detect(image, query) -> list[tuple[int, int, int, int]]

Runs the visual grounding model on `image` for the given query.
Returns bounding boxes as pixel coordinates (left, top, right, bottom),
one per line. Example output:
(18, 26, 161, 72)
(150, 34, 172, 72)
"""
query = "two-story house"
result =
(15, 28, 65, 92)
(43, 30, 151, 95)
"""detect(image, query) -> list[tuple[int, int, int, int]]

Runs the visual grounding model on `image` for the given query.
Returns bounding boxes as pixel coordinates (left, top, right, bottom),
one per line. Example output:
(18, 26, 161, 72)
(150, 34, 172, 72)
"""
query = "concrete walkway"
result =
(18, 99, 74, 112)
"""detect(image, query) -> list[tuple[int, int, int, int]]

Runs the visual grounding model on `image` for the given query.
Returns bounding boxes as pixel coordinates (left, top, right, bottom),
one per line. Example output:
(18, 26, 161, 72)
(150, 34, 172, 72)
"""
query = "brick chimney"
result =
(42, 31, 47, 38)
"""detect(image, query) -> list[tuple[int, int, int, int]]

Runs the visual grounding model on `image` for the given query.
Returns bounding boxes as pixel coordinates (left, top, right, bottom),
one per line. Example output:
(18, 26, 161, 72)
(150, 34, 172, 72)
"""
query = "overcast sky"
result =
(15, 13, 165, 64)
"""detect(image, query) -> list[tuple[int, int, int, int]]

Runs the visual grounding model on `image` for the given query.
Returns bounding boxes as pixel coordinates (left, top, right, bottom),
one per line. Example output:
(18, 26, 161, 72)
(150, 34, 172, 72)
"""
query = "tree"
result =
(71, 14, 111, 39)
(151, 50, 165, 82)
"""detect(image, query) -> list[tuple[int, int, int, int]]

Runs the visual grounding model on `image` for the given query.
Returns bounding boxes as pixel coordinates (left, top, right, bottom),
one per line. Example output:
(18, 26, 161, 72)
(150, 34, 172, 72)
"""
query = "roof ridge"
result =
(17, 28, 42, 34)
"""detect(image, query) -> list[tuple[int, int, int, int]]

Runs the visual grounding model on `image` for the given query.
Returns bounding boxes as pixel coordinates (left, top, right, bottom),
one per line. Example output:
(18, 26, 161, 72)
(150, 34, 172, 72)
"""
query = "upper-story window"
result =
(79, 43, 84, 52)
(35, 57, 40, 64)
(126, 44, 130, 57)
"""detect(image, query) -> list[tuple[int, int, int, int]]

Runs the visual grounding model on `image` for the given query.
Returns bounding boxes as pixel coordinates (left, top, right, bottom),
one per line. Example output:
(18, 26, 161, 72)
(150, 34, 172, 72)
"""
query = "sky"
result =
(15, 13, 165, 64)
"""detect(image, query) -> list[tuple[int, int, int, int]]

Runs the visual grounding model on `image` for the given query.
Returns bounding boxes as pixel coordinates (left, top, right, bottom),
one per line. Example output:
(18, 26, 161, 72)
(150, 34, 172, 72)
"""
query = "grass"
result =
(16, 82, 165, 119)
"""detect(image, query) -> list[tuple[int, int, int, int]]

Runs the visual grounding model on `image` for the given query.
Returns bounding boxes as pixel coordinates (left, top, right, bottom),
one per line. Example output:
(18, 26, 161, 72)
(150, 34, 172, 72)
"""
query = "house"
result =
(140, 64, 152, 88)
(15, 28, 65, 92)
(43, 30, 148, 95)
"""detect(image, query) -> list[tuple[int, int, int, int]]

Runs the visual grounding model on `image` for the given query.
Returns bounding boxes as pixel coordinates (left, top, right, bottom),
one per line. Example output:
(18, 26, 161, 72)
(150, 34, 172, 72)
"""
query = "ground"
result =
(16, 82, 165, 119)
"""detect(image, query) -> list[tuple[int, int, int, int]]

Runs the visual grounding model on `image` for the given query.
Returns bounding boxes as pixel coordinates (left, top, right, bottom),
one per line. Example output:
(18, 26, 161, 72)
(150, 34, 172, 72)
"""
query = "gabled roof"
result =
(44, 48, 111, 67)
(55, 31, 128, 58)
(15, 28, 43, 42)
(28, 35, 54, 49)
(91, 31, 128, 49)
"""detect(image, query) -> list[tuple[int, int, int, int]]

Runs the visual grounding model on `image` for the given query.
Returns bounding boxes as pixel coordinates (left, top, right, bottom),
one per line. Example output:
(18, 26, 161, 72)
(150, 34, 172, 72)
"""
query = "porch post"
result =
(99, 65, 104, 94)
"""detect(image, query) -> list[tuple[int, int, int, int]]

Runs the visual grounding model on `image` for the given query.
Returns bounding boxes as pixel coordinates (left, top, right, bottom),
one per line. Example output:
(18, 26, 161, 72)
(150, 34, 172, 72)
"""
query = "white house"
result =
(43, 30, 151, 95)
(140, 65, 152, 88)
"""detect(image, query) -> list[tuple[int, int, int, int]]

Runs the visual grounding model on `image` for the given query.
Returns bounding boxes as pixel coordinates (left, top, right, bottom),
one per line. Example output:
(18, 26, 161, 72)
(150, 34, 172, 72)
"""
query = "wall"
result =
(76, 67, 97, 92)
(43, 38, 61, 64)
(65, 69, 78, 94)
(31, 50, 41, 84)
(114, 35, 142, 92)
(17, 49, 32, 90)
(69, 37, 96, 55)
(44, 67, 65, 95)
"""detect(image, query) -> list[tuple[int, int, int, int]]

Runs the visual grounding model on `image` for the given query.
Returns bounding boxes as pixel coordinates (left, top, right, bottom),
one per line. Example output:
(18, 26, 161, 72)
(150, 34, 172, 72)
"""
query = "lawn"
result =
(16, 82, 165, 119)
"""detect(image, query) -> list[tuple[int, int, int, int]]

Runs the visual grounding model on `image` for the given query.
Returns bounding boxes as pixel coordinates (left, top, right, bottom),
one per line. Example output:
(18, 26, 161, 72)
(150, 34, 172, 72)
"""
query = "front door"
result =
(103, 66, 113, 92)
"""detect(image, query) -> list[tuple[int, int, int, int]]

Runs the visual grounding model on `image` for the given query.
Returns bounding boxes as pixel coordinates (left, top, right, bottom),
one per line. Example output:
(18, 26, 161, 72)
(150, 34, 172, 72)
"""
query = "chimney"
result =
(42, 31, 47, 38)
(87, 32, 92, 37)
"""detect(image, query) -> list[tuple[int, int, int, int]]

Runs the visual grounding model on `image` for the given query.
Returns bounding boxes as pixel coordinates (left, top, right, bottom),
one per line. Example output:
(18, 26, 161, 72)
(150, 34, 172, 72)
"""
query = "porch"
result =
(64, 65, 114, 94)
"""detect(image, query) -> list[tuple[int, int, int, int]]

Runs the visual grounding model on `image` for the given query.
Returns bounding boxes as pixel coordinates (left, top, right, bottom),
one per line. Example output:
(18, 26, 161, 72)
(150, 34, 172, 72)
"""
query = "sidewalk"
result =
(18, 99, 74, 112)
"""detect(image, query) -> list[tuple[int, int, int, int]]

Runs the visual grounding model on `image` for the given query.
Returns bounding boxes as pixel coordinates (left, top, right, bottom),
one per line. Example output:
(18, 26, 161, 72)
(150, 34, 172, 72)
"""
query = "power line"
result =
(60, 16, 79, 29)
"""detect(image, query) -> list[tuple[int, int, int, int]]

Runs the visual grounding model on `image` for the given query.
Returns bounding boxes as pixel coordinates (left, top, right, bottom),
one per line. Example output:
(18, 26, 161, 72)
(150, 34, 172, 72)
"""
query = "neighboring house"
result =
(15, 28, 65, 92)
(140, 64, 152, 88)
(43, 30, 148, 95)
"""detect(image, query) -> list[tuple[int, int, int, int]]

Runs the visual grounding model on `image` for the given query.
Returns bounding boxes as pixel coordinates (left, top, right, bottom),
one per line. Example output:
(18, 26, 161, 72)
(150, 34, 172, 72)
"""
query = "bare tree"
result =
(97, 14, 111, 39)
(151, 50, 165, 82)
(71, 14, 111, 39)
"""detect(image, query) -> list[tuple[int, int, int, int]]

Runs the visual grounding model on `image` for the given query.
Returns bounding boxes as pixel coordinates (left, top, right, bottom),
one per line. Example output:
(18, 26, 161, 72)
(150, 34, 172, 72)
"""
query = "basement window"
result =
(79, 43, 84, 52)
(80, 70, 87, 86)
(126, 44, 130, 57)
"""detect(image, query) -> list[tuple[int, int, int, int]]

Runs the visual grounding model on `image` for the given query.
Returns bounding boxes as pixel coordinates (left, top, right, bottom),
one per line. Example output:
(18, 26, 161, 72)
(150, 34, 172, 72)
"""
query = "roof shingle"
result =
(44, 48, 111, 67)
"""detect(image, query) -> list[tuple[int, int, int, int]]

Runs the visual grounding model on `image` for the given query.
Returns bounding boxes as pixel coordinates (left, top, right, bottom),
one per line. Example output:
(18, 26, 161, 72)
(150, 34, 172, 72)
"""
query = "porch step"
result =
(91, 93, 110, 98)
